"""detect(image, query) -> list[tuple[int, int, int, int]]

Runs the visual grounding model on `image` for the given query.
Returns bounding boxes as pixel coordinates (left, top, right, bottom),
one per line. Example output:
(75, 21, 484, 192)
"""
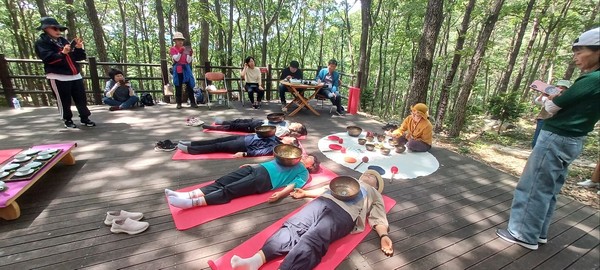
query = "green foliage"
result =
(488, 91, 527, 133)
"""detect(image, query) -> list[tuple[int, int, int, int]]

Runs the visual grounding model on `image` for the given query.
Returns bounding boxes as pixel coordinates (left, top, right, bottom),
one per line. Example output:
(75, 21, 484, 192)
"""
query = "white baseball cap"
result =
(572, 27, 600, 47)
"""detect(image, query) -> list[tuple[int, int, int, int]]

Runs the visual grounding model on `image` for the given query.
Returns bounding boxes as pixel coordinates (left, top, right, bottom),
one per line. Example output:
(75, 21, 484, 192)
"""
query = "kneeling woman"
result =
(165, 153, 320, 208)
(388, 103, 433, 152)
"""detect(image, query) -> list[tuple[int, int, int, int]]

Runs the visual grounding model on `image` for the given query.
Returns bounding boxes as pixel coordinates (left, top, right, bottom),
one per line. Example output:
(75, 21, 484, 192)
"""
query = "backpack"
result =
(194, 87, 206, 104)
(140, 93, 155, 106)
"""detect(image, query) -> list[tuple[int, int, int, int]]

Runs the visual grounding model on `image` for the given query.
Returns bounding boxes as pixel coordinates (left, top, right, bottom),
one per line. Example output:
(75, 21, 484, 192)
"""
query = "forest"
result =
(0, 0, 598, 138)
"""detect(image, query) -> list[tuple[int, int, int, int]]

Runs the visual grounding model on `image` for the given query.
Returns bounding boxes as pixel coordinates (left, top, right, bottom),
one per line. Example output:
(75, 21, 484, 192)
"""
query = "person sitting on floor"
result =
(386, 103, 433, 152)
(229, 170, 392, 270)
(103, 68, 140, 111)
(177, 134, 298, 157)
(165, 153, 321, 208)
(202, 118, 308, 138)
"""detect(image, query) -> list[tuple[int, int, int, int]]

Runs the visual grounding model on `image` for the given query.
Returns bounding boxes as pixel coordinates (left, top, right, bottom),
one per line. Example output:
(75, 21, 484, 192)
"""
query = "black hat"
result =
(36, 17, 68, 31)
(290, 60, 299, 68)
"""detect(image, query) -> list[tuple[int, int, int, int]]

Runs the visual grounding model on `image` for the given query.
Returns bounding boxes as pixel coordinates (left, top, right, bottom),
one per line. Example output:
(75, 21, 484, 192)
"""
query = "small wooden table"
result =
(0, 142, 77, 220)
(281, 81, 324, 117)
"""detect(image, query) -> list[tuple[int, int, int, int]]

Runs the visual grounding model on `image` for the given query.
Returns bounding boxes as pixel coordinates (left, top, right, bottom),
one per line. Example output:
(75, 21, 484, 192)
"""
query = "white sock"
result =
(230, 254, 263, 270)
(168, 196, 206, 209)
(177, 143, 189, 153)
(164, 188, 203, 199)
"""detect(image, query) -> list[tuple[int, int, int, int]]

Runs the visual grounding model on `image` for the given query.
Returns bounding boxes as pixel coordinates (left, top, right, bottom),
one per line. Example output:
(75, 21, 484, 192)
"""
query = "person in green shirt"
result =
(497, 27, 600, 250)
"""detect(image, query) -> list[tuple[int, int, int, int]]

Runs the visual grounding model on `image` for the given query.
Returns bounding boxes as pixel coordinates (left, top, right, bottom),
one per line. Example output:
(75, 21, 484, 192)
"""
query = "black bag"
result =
(140, 93, 155, 106)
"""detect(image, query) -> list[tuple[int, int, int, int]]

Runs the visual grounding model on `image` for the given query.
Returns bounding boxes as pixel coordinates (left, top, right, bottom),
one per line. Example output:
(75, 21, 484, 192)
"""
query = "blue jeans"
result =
(531, 119, 544, 148)
(507, 130, 585, 244)
(102, 96, 139, 109)
(317, 87, 343, 113)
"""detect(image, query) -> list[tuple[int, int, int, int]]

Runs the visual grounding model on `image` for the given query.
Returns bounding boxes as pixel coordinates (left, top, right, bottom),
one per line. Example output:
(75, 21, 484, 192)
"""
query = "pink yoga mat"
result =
(207, 195, 396, 270)
(167, 166, 339, 230)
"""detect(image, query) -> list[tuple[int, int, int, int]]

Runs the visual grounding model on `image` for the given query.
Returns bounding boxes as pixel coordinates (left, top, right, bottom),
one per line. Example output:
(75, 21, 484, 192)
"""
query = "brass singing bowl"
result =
(273, 144, 303, 166)
(380, 147, 391, 156)
(255, 125, 277, 138)
(347, 126, 363, 137)
(366, 136, 375, 142)
(267, 113, 285, 123)
(365, 143, 375, 151)
(358, 138, 367, 145)
(395, 145, 406, 153)
(388, 139, 399, 147)
(329, 176, 360, 201)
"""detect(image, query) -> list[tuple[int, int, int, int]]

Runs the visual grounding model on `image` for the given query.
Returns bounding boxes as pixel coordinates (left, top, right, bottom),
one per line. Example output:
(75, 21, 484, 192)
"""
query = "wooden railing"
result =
(0, 54, 356, 107)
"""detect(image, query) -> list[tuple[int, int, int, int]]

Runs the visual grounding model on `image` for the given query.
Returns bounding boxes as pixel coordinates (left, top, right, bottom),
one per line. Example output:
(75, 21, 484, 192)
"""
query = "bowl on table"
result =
(346, 126, 363, 137)
(358, 138, 367, 145)
(267, 113, 285, 123)
(273, 144, 303, 167)
(255, 125, 277, 138)
(365, 143, 375, 151)
(329, 176, 360, 201)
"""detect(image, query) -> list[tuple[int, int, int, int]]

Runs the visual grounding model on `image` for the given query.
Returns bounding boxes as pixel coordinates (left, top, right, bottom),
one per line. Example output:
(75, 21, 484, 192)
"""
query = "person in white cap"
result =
(169, 32, 197, 109)
(531, 79, 571, 148)
(230, 170, 392, 270)
(497, 27, 600, 250)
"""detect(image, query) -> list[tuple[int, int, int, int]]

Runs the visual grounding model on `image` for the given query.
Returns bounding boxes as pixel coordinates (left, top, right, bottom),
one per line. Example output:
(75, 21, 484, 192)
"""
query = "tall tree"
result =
(449, 0, 505, 138)
(155, 0, 167, 62)
(434, 0, 476, 133)
(404, 0, 444, 115)
(83, 0, 109, 73)
(64, 0, 76, 40)
(259, 0, 284, 66)
(35, 0, 46, 17)
(175, 0, 190, 39)
(199, 0, 210, 65)
(496, 0, 536, 94)
(356, 0, 372, 90)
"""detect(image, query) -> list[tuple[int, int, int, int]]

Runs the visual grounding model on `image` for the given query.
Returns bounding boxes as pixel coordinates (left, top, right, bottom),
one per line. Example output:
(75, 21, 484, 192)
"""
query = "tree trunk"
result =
(83, 0, 109, 74)
(259, 0, 284, 66)
(357, 0, 372, 90)
(117, 0, 127, 70)
(510, 14, 543, 94)
(156, 0, 167, 65)
(342, 0, 354, 72)
(215, 0, 226, 67)
(35, 0, 47, 17)
(64, 0, 76, 40)
(405, 0, 444, 116)
(448, 0, 505, 138)
(496, 0, 535, 94)
(434, 0, 476, 133)
(200, 0, 210, 65)
(175, 0, 190, 38)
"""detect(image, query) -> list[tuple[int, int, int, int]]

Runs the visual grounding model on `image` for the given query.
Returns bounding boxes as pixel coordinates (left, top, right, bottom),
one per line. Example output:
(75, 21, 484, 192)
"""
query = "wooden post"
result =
(161, 59, 170, 103)
(87, 57, 102, 105)
(266, 64, 272, 100)
(0, 54, 15, 107)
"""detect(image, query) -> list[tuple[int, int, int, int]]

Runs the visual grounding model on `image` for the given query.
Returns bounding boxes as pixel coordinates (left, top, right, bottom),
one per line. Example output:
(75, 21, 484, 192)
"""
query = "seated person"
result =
(230, 170, 392, 270)
(202, 118, 308, 138)
(241, 56, 264, 109)
(387, 103, 433, 152)
(103, 68, 140, 111)
(278, 60, 304, 108)
(315, 59, 345, 115)
(165, 154, 321, 208)
(177, 135, 297, 157)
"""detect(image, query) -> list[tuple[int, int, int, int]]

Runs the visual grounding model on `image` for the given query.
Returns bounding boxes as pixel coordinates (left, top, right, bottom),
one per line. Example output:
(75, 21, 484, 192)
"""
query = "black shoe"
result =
(176, 104, 182, 109)
(155, 140, 177, 152)
(64, 120, 78, 128)
(81, 119, 96, 127)
(495, 228, 538, 250)
(336, 110, 346, 116)
(109, 106, 121, 111)
(190, 104, 198, 108)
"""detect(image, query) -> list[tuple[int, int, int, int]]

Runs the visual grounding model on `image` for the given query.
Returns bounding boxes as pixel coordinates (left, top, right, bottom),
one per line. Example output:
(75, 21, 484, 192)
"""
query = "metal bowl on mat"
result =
(346, 126, 363, 137)
(267, 113, 285, 123)
(273, 144, 303, 166)
(255, 125, 277, 138)
(329, 176, 360, 201)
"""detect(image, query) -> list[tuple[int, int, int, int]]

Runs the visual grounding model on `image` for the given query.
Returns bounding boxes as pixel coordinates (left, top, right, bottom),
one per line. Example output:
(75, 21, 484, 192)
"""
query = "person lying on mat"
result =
(230, 170, 392, 270)
(202, 118, 308, 138)
(165, 153, 321, 208)
(386, 102, 433, 152)
(176, 135, 298, 157)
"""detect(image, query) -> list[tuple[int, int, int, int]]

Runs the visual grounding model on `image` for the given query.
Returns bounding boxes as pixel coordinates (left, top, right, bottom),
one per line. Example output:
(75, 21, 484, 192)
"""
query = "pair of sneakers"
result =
(186, 117, 204, 127)
(104, 210, 149, 235)
(155, 140, 178, 151)
(64, 119, 96, 128)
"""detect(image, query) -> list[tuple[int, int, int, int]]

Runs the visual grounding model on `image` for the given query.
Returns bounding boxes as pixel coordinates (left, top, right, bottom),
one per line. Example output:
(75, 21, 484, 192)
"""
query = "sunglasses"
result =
(47, 27, 62, 32)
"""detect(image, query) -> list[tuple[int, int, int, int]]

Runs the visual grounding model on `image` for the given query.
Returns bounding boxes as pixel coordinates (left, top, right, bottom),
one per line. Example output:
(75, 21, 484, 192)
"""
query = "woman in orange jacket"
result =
(387, 103, 433, 152)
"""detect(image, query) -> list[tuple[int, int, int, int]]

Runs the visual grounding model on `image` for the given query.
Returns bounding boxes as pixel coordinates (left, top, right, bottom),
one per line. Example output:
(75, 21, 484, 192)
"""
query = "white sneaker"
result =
(110, 218, 149, 235)
(104, 210, 144, 225)
(576, 179, 599, 188)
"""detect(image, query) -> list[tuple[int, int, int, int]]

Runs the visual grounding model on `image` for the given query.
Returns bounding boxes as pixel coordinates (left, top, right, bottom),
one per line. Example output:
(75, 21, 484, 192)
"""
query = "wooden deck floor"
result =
(0, 100, 598, 270)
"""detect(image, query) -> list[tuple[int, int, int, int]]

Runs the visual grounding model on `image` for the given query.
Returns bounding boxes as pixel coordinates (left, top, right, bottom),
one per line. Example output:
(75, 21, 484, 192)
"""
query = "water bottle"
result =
(12, 98, 21, 109)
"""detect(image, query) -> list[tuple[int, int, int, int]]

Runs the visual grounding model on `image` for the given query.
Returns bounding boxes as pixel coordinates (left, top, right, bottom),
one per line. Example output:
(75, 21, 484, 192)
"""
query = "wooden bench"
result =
(0, 142, 77, 220)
